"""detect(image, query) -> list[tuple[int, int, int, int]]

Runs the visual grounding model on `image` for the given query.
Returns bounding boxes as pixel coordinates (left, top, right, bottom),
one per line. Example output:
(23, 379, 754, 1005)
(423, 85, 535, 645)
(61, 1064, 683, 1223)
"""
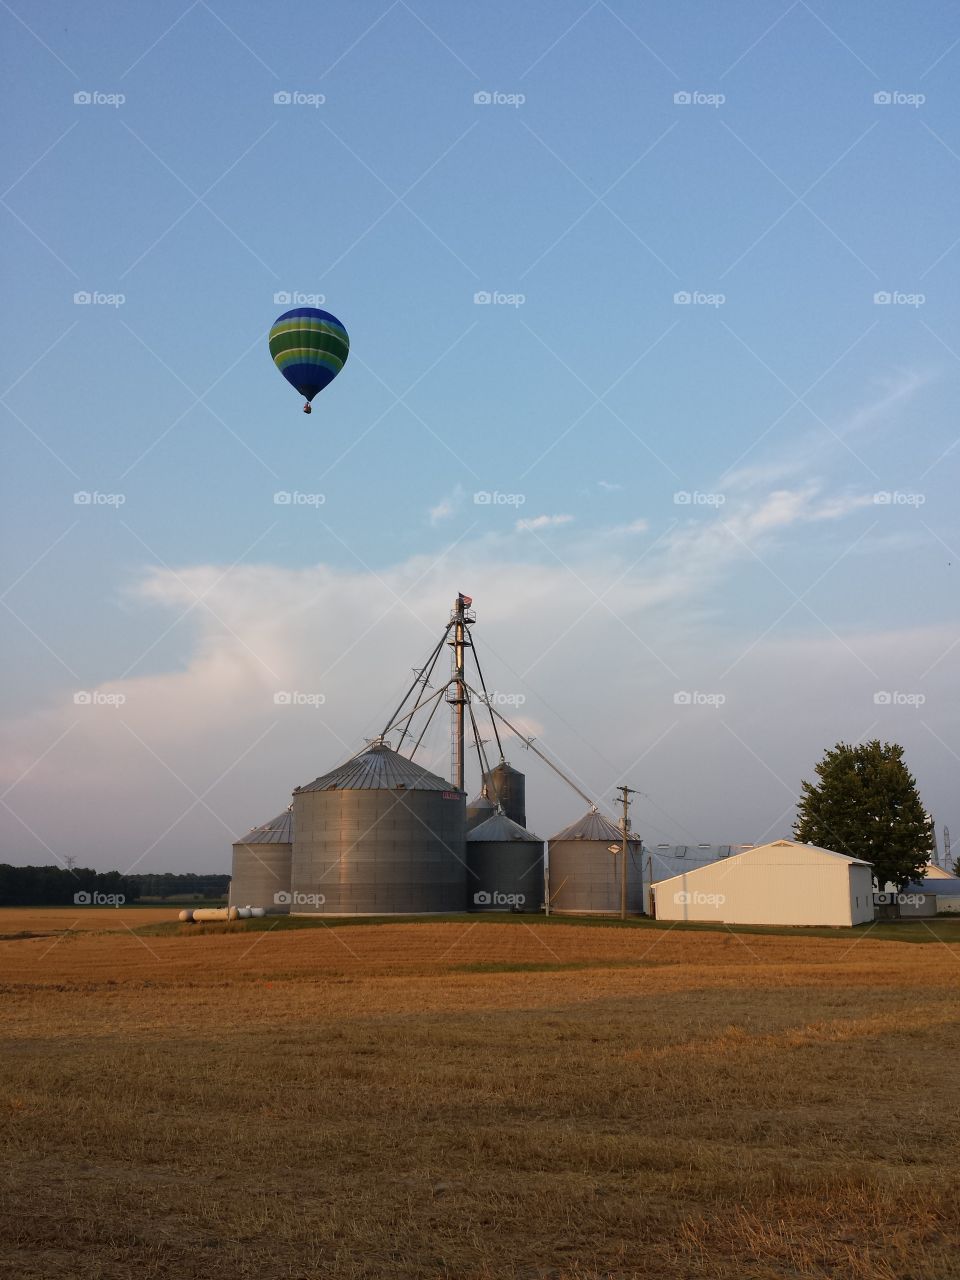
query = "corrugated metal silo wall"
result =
(548, 840, 644, 913)
(229, 843, 292, 912)
(482, 764, 526, 827)
(291, 788, 466, 913)
(466, 839, 545, 911)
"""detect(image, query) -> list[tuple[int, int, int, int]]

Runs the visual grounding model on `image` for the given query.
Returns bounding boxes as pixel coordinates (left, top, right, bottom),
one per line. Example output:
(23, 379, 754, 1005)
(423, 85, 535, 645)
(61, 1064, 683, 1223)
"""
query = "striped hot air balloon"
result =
(268, 307, 349, 413)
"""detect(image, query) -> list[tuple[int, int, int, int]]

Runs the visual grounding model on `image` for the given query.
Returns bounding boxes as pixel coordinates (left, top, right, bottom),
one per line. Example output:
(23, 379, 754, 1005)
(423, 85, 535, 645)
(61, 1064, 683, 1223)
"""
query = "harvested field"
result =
(1, 916, 958, 1279)
(0, 905, 183, 938)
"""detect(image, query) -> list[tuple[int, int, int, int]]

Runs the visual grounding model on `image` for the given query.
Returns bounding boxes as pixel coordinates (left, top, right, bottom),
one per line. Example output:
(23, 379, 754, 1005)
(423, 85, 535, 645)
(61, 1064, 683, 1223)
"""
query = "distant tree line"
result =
(0, 864, 140, 906)
(129, 872, 229, 899)
(0, 867, 230, 905)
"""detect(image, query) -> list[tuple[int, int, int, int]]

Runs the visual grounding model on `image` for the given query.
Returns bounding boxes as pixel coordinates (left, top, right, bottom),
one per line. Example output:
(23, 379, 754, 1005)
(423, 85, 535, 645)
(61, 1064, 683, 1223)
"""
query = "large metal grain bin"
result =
(466, 812, 544, 911)
(481, 761, 526, 827)
(229, 806, 293, 913)
(465, 792, 495, 832)
(291, 742, 465, 914)
(548, 809, 643, 914)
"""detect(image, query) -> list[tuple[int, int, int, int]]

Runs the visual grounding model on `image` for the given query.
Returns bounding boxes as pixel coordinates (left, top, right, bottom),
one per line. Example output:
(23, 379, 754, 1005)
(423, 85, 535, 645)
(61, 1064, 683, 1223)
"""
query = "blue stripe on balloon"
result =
(281, 362, 339, 400)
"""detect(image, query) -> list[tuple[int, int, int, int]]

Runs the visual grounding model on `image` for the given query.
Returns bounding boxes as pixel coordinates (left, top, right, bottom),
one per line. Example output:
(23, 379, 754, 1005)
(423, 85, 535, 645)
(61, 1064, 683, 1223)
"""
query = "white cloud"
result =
(515, 514, 574, 532)
(609, 518, 649, 534)
(428, 484, 463, 525)
(721, 368, 931, 492)
(597, 479, 622, 492)
(0, 480, 953, 872)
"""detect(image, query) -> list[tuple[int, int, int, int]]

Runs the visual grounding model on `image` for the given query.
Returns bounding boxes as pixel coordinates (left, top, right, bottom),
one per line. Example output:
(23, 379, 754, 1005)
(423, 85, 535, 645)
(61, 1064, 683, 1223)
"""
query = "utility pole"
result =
(615, 785, 637, 919)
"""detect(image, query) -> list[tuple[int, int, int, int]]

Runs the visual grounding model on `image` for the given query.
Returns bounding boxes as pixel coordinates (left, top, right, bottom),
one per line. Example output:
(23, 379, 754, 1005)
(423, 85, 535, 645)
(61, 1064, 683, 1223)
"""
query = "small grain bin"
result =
(482, 761, 526, 827)
(466, 812, 544, 911)
(291, 742, 465, 914)
(548, 808, 643, 914)
(465, 792, 495, 832)
(229, 806, 293, 913)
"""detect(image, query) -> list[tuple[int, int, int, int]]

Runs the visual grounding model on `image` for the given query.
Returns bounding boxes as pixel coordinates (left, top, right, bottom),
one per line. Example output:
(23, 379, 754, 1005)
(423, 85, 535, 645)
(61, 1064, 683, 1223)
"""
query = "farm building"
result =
(877, 876, 960, 919)
(926, 877, 960, 911)
(652, 838, 874, 927)
(922, 862, 955, 880)
(645, 843, 755, 913)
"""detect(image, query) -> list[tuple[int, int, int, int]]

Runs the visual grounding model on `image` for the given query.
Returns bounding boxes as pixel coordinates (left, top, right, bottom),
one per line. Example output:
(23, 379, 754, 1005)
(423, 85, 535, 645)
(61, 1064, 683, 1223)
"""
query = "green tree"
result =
(793, 740, 932, 890)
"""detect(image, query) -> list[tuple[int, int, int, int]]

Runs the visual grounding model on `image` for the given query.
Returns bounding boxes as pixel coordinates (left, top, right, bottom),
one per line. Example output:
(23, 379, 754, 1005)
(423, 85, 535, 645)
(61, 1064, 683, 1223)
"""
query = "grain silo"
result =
(548, 808, 644, 914)
(465, 792, 495, 832)
(466, 811, 544, 911)
(482, 761, 526, 827)
(290, 741, 465, 914)
(229, 806, 293, 913)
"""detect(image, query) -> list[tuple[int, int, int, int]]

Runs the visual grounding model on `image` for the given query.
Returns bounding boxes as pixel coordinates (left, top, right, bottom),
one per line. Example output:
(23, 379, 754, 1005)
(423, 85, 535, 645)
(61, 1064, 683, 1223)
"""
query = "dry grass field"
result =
(0, 906, 181, 937)
(2, 912, 959, 1279)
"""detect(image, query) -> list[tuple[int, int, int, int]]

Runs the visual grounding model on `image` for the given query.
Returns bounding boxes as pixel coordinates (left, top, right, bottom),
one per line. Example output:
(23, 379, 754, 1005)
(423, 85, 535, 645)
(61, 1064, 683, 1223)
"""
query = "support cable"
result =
(463, 681, 597, 811)
(469, 642, 505, 762)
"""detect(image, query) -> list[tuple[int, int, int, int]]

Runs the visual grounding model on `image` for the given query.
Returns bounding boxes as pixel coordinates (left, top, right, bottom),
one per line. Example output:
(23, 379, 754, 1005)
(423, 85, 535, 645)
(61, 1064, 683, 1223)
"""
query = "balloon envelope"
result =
(268, 308, 349, 403)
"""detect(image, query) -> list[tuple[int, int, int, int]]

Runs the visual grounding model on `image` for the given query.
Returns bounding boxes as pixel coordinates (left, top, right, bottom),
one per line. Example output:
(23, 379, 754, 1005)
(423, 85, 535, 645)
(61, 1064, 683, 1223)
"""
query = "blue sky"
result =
(2, 1, 959, 870)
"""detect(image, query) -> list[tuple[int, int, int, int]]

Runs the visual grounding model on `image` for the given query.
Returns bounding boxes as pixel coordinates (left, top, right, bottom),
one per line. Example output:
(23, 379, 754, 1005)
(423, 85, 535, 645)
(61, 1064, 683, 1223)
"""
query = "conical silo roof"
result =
(550, 809, 631, 842)
(235, 805, 293, 845)
(467, 812, 541, 842)
(295, 743, 456, 793)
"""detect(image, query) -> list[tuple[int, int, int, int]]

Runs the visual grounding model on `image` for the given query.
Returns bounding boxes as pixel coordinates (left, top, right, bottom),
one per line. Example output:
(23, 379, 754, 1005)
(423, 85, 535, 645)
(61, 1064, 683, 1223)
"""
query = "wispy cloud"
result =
(606, 518, 649, 535)
(428, 484, 463, 525)
(722, 368, 932, 492)
(516, 513, 574, 532)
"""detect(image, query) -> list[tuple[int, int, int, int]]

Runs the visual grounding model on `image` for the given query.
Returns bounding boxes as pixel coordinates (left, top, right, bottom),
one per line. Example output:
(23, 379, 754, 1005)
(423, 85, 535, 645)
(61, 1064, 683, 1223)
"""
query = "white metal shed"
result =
(652, 838, 874, 927)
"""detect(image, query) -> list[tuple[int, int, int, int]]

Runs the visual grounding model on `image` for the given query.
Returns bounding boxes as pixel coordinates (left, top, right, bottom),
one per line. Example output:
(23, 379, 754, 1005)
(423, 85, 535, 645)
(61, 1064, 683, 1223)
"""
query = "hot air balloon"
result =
(268, 307, 349, 413)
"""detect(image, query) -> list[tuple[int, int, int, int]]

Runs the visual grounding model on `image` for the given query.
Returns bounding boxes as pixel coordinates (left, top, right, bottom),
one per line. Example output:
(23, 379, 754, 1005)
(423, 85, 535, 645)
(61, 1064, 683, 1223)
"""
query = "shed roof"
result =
(909, 876, 960, 895)
(653, 838, 872, 889)
(648, 844, 755, 884)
